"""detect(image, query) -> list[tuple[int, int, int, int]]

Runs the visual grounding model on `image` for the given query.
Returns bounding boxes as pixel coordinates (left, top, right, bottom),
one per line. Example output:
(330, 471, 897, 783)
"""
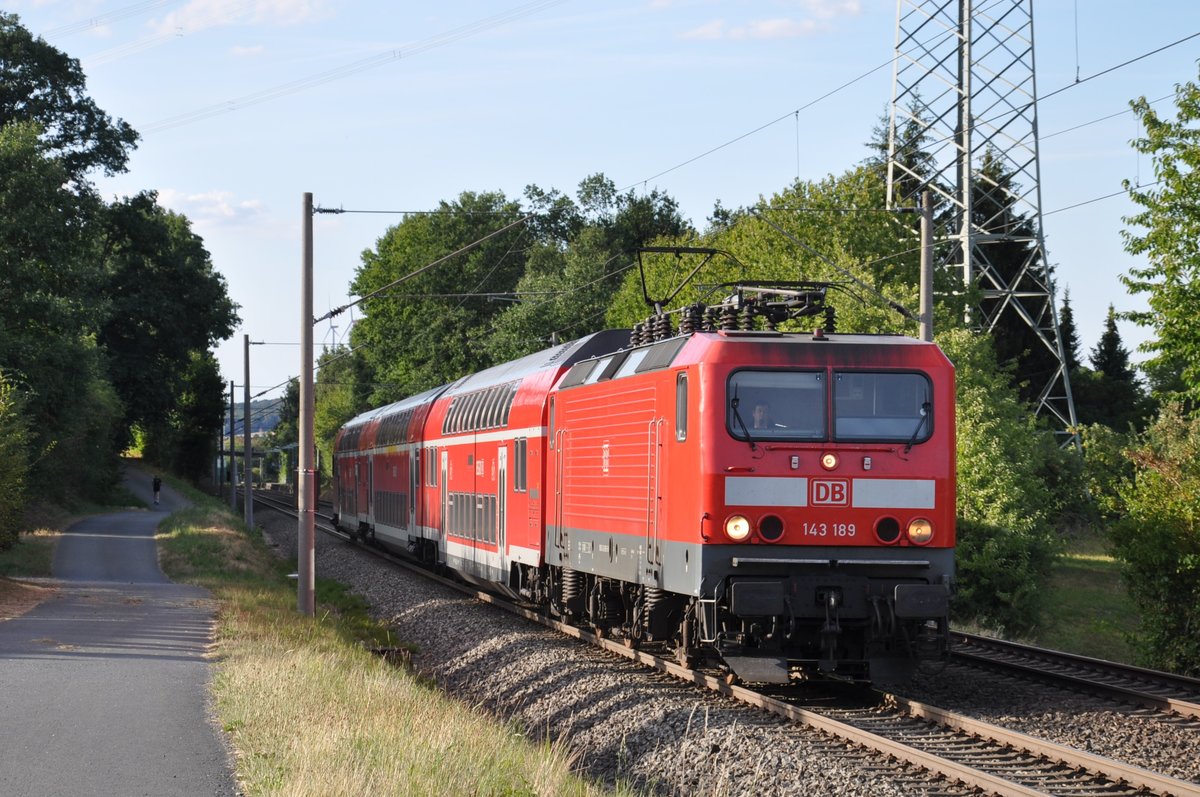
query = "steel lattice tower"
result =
(887, 0, 1077, 438)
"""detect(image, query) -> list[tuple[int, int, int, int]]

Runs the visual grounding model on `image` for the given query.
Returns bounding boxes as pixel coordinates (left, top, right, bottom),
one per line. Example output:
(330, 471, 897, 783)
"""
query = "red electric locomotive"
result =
(333, 283, 954, 683)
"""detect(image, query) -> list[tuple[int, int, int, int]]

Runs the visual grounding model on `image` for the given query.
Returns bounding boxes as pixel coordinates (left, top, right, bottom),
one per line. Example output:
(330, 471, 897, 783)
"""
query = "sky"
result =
(10, 0, 1200, 400)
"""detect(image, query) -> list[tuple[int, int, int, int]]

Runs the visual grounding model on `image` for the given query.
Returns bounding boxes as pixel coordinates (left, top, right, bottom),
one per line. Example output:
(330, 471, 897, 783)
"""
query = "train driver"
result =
(752, 401, 772, 430)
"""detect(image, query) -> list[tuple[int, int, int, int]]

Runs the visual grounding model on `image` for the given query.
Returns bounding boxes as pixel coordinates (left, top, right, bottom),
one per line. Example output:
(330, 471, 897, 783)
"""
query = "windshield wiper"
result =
(904, 402, 932, 453)
(730, 388, 758, 451)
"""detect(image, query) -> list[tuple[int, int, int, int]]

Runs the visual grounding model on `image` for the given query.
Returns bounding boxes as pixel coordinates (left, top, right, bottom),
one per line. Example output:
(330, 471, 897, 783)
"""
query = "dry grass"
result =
(158, 499, 630, 797)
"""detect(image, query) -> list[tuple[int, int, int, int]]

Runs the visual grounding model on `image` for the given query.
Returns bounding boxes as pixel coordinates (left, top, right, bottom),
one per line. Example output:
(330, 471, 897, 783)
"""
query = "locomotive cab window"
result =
(727, 371, 825, 441)
(833, 371, 932, 442)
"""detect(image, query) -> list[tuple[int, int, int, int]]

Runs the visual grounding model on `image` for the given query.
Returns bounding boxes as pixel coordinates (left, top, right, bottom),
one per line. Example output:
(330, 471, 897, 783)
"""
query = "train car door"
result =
(409, 448, 418, 533)
(470, 432, 480, 575)
(367, 458, 375, 523)
(497, 445, 508, 557)
(645, 417, 664, 579)
(439, 449, 448, 544)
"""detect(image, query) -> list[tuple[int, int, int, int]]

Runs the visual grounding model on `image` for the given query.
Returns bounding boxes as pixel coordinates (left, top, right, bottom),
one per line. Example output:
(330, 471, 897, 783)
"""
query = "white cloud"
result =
(735, 17, 819, 39)
(678, 0, 861, 41)
(680, 19, 727, 41)
(156, 188, 266, 228)
(230, 44, 266, 57)
(800, 0, 862, 20)
(150, 0, 331, 36)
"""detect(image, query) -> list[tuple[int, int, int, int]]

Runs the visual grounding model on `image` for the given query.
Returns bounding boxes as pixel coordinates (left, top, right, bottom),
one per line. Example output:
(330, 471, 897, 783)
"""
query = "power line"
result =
(1041, 30, 1200, 103)
(314, 206, 516, 216)
(39, 0, 183, 38)
(618, 53, 904, 193)
(314, 213, 535, 323)
(138, 0, 569, 133)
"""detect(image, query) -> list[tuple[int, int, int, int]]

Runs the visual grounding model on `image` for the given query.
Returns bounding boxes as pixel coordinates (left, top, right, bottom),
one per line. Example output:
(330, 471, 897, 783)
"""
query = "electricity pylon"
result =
(887, 0, 1078, 441)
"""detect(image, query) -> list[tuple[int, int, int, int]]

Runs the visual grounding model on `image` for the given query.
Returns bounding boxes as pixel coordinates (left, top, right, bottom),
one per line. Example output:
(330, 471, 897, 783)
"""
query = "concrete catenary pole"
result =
(920, 190, 934, 343)
(243, 334, 254, 529)
(228, 380, 237, 511)
(298, 193, 316, 616)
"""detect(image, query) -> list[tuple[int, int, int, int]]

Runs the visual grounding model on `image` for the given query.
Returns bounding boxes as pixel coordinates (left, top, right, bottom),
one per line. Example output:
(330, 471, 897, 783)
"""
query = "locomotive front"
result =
(688, 330, 955, 682)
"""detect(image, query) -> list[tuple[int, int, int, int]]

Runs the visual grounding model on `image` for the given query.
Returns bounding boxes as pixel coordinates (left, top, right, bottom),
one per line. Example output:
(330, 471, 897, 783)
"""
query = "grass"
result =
(154, 495, 633, 797)
(1028, 538, 1140, 664)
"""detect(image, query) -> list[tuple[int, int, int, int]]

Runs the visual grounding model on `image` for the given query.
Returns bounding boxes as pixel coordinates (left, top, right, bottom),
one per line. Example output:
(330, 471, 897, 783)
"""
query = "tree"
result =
(98, 192, 239, 446)
(1074, 306, 1149, 430)
(0, 122, 120, 501)
(0, 372, 29, 549)
(1091, 304, 1137, 383)
(606, 164, 965, 335)
(938, 327, 1063, 633)
(1058, 289, 1082, 373)
(350, 191, 529, 404)
(167, 352, 228, 482)
(1121, 68, 1200, 407)
(1, 15, 235, 497)
(1111, 403, 1200, 675)
(0, 12, 138, 181)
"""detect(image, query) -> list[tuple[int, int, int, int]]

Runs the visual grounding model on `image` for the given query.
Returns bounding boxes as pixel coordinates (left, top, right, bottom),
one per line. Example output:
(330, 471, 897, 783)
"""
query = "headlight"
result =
(725, 514, 752, 541)
(907, 518, 934, 545)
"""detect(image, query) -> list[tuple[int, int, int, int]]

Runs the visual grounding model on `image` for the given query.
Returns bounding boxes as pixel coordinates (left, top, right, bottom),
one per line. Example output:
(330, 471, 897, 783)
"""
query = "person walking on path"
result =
(153, 475, 162, 505)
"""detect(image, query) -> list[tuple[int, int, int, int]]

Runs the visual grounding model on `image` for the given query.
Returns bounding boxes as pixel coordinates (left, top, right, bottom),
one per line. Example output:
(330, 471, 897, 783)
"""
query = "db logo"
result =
(811, 479, 849, 506)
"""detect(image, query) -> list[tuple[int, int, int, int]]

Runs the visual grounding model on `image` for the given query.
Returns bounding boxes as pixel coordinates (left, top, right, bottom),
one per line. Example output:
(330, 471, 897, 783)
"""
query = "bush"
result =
(0, 374, 30, 550)
(1109, 403, 1200, 675)
(937, 328, 1064, 633)
(1078, 423, 1136, 521)
(953, 517, 1059, 634)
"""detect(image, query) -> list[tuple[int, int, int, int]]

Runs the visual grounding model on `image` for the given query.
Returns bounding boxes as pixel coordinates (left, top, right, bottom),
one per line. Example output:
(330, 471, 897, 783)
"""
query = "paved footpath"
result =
(0, 466, 238, 796)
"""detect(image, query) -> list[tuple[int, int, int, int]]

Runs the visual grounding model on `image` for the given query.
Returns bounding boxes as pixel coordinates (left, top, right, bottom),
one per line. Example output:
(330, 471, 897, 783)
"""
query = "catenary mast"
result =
(888, 0, 1078, 442)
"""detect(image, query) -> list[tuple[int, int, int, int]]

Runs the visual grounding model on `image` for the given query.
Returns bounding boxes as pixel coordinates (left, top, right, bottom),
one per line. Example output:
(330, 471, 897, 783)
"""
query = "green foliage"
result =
(1121, 68, 1200, 407)
(314, 348, 369, 483)
(1078, 423, 1135, 522)
(1109, 404, 1200, 675)
(952, 517, 1057, 635)
(0, 16, 236, 504)
(0, 373, 30, 550)
(606, 165, 966, 334)
(937, 328, 1062, 633)
(1058, 289, 1082, 373)
(351, 191, 527, 404)
(159, 352, 228, 482)
(0, 12, 138, 181)
(1072, 307, 1152, 431)
(99, 192, 239, 447)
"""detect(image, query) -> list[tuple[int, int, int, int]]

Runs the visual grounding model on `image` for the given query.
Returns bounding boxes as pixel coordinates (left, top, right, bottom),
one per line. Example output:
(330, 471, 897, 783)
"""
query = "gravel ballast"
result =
(256, 510, 1200, 794)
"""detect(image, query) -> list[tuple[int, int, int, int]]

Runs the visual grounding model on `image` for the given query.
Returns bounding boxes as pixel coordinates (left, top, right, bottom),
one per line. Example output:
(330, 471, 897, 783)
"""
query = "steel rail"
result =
(250, 496, 1200, 796)
(952, 631, 1200, 721)
(890, 694, 1200, 797)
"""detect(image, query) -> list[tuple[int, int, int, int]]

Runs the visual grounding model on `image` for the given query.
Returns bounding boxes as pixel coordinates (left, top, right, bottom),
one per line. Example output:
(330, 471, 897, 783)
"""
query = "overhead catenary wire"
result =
(313, 212, 535, 324)
(138, 0, 569, 133)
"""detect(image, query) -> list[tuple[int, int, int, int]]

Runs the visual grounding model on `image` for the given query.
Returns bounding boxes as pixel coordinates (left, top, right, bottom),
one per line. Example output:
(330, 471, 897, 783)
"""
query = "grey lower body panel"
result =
(547, 524, 953, 606)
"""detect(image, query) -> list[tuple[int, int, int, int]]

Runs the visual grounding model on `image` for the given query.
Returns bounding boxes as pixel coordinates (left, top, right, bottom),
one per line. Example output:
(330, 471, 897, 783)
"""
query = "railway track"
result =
(950, 631, 1200, 722)
(249, 491, 1200, 796)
